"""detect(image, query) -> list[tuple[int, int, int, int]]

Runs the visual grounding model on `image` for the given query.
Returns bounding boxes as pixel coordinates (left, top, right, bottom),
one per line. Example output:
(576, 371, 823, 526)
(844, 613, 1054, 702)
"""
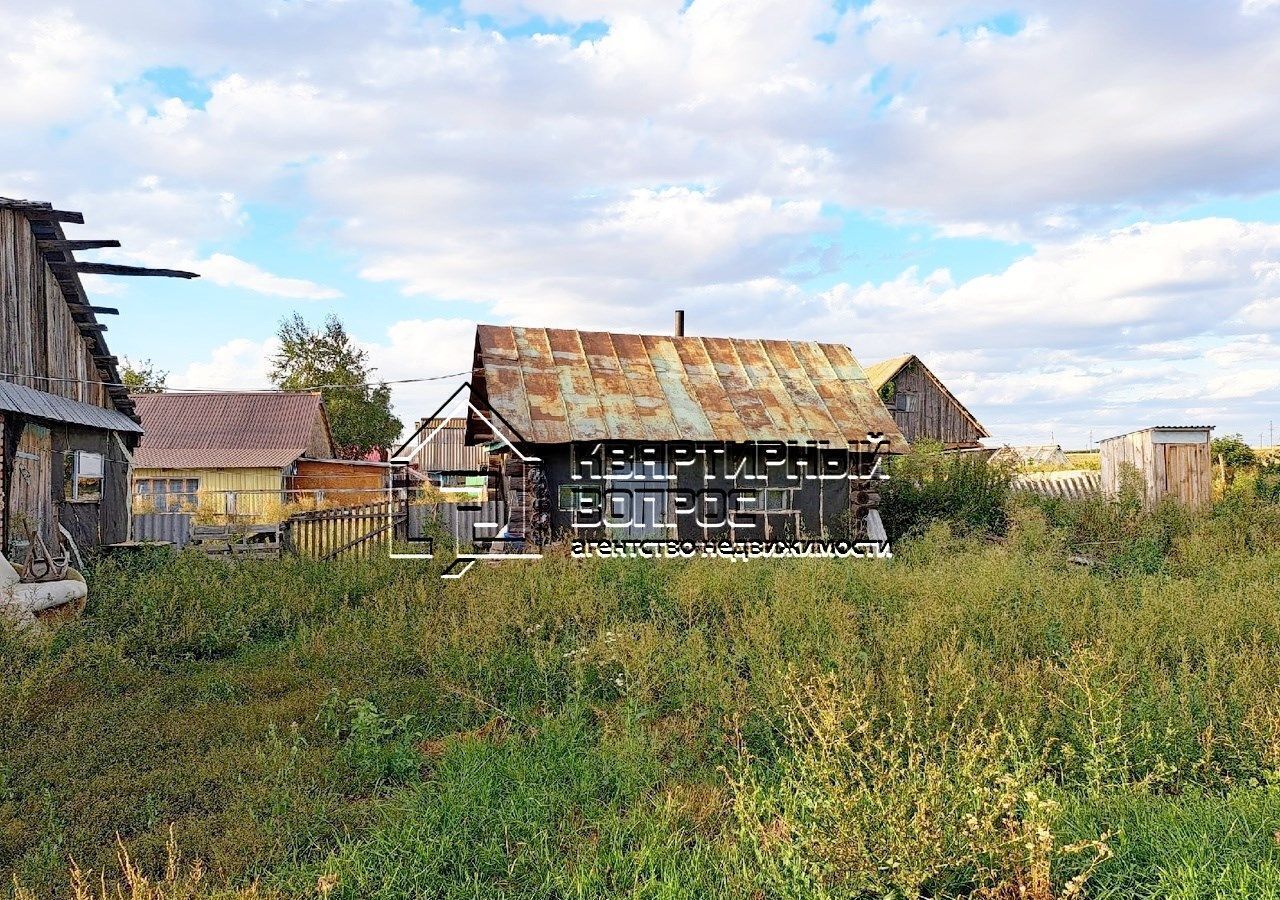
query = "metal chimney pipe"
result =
(674, 309, 685, 337)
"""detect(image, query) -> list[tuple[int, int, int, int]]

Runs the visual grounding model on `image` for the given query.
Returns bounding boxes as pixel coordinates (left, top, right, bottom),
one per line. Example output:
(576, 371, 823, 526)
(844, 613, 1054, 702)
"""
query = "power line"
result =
(0, 371, 471, 391)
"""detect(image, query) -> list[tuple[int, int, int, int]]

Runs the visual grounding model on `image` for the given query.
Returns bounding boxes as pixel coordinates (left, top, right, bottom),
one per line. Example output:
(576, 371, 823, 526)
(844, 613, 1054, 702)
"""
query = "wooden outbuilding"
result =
(1099, 426, 1214, 509)
(289, 458, 391, 507)
(0, 197, 197, 561)
(863, 354, 988, 449)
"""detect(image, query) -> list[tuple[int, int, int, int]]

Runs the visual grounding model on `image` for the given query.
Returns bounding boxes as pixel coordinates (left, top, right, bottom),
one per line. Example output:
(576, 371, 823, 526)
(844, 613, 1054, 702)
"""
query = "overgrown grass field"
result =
(6, 485, 1280, 897)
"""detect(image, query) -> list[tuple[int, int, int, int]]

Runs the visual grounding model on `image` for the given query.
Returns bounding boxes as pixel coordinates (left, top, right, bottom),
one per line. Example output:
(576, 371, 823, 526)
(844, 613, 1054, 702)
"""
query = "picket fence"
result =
(281, 500, 405, 560)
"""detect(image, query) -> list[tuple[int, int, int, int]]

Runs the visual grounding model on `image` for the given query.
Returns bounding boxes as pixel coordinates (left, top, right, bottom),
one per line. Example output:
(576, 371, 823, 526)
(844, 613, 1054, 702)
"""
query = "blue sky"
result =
(4, 0, 1280, 447)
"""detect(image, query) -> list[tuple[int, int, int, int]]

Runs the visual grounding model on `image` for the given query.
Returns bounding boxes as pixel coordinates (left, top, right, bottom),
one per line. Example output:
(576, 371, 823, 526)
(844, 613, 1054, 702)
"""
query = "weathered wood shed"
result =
(0, 198, 196, 561)
(863, 354, 988, 449)
(1099, 426, 1214, 509)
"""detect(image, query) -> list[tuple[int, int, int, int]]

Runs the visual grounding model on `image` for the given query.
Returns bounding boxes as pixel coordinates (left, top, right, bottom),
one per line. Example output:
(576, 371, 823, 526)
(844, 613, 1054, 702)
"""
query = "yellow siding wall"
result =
(134, 468, 286, 522)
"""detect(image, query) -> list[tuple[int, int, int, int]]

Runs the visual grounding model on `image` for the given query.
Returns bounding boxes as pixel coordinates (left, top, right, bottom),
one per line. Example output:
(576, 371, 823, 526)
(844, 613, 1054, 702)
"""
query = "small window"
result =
(559, 485, 600, 513)
(897, 393, 918, 413)
(763, 488, 795, 512)
(136, 478, 199, 513)
(65, 451, 104, 502)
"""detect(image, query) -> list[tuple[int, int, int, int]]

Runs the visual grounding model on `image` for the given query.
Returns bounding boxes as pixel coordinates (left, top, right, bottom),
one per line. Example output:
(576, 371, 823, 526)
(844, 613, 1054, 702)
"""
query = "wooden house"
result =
(0, 197, 197, 560)
(1099, 426, 1213, 509)
(132, 392, 387, 521)
(463, 324, 906, 544)
(290, 457, 391, 507)
(863, 354, 988, 449)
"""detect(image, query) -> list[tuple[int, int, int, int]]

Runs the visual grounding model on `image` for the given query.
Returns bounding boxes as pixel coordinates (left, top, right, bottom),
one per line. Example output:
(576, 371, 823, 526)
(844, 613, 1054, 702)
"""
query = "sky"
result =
(4, 0, 1280, 448)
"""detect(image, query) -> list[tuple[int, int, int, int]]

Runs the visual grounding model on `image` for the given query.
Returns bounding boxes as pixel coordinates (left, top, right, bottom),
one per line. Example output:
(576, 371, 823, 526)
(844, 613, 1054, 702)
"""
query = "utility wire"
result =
(0, 370, 470, 392)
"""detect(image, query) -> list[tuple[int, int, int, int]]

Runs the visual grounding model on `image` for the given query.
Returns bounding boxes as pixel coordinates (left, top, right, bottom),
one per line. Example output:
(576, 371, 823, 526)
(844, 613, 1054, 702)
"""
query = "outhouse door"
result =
(1163, 443, 1209, 509)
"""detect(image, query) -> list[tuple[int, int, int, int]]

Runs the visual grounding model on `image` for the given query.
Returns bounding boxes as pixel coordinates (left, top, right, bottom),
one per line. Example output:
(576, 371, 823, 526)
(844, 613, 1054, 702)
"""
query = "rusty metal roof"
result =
(470, 325, 907, 450)
(132, 392, 332, 469)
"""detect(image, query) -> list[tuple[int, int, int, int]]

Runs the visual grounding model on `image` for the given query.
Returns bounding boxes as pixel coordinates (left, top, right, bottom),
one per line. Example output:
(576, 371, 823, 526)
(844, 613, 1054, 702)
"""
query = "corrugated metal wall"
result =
(410, 419, 491, 473)
(409, 501, 507, 549)
(132, 513, 194, 547)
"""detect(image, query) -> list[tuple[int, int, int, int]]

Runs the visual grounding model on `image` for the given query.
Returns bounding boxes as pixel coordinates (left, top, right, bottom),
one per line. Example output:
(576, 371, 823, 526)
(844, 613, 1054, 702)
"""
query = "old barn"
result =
(464, 324, 906, 544)
(1, 198, 196, 560)
(863, 354, 988, 450)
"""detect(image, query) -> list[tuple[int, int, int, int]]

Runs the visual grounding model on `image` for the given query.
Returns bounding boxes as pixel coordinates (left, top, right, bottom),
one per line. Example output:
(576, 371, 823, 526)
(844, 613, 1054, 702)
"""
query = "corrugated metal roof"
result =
(133, 392, 326, 449)
(131, 392, 331, 468)
(990, 445, 1069, 465)
(133, 448, 304, 469)
(0, 380, 143, 433)
(471, 325, 907, 451)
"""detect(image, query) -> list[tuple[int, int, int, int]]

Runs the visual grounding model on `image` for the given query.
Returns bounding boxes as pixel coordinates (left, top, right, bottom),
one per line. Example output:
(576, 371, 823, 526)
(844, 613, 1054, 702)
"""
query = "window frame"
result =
(558, 484, 601, 513)
(65, 450, 105, 503)
(136, 477, 200, 513)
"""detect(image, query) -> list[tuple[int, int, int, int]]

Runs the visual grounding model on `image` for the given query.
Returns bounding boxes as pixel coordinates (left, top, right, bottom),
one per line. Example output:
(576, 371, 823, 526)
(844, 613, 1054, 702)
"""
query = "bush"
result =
(1212, 433, 1257, 473)
(879, 441, 1015, 541)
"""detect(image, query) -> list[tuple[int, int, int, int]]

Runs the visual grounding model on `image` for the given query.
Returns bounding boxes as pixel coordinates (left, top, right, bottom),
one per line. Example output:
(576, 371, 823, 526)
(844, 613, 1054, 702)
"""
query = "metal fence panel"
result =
(1013, 470, 1102, 501)
(409, 501, 507, 549)
(131, 513, 193, 547)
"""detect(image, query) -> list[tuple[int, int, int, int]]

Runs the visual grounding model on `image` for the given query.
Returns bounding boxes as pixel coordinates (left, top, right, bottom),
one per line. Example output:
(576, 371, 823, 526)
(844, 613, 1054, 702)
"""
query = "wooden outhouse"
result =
(1099, 426, 1214, 508)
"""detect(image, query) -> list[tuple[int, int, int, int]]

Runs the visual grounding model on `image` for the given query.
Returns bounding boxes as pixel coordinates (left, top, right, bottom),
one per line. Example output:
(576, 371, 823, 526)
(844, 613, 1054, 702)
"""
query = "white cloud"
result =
(5, 0, 1280, 445)
(169, 337, 277, 391)
(195, 253, 341, 300)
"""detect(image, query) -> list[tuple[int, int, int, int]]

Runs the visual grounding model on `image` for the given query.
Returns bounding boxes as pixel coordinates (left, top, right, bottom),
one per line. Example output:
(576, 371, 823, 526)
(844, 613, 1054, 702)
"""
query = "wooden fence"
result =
(281, 500, 405, 561)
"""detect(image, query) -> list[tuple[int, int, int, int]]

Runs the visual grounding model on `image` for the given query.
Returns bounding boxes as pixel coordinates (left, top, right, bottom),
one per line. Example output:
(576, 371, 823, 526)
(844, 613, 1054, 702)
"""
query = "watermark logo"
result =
(391, 385, 893, 579)
(389, 382, 542, 579)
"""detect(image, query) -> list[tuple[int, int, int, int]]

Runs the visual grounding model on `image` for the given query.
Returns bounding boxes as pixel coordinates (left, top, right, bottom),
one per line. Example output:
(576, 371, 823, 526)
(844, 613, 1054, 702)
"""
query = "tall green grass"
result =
(6, 491, 1280, 897)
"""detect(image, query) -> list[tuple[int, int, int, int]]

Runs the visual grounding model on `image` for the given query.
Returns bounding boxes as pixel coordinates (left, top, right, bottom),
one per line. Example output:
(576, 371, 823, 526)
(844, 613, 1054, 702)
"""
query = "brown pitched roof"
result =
(132, 392, 333, 469)
(469, 325, 907, 451)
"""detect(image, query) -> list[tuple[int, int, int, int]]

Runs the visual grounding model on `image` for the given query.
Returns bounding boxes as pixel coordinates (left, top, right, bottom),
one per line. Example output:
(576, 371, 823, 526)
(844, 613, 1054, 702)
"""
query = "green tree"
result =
(120, 358, 168, 393)
(1211, 433, 1257, 470)
(270, 314, 403, 458)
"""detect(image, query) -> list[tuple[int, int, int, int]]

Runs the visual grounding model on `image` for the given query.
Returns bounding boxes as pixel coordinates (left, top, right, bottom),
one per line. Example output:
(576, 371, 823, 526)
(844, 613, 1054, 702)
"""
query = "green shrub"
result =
(879, 441, 1015, 540)
(1212, 433, 1258, 471)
